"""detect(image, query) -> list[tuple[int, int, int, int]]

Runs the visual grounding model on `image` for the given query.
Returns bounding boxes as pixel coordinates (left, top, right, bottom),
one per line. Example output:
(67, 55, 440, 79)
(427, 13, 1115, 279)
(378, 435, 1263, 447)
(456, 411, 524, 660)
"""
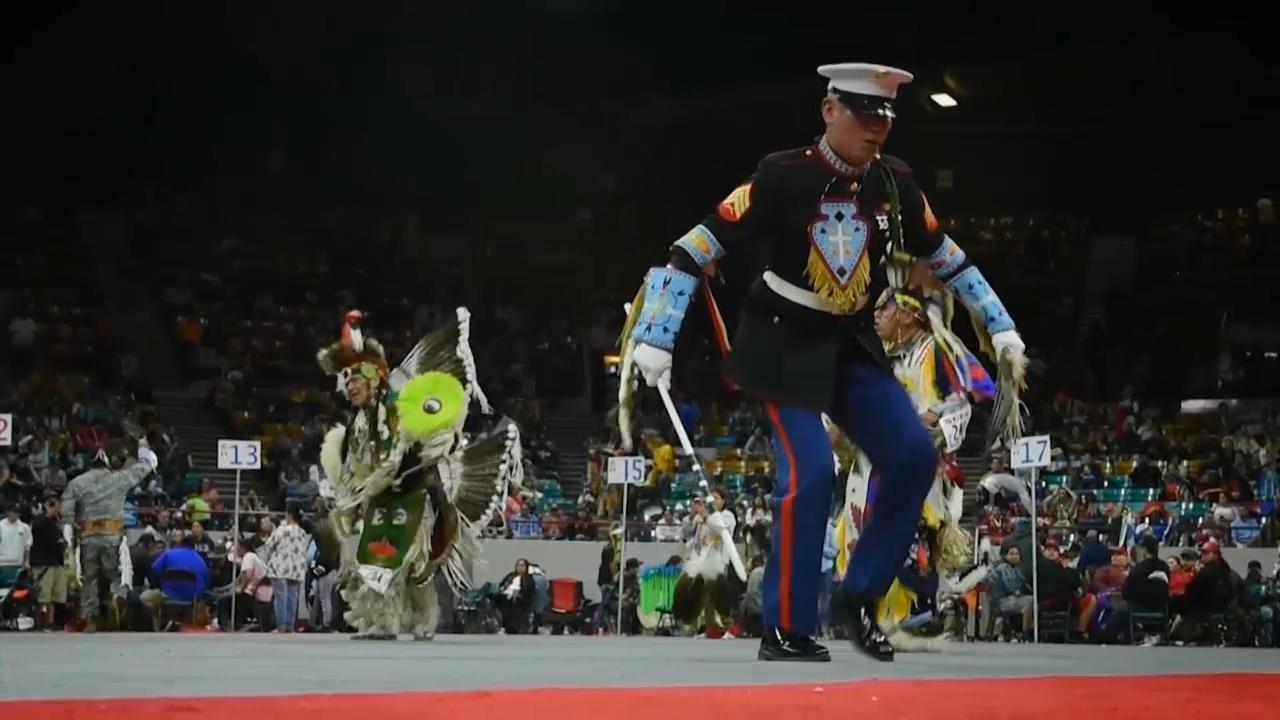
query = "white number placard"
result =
(1010, 435, 1052, 470)
(218, 439, 262, 470)
(938, 406, 972, 454)
(607, 456, 646, 485)
(0, 414, 11, 447)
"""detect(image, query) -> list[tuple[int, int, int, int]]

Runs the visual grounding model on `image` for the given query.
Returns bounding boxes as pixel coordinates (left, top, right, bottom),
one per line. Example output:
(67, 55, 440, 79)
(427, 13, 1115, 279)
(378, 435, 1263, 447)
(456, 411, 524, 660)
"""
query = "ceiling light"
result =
(930, 93, 958, 108)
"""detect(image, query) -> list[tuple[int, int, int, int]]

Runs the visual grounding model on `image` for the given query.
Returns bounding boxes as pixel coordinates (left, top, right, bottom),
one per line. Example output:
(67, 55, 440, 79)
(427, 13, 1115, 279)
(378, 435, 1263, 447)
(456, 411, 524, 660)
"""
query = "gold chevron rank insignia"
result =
(717, 183, 752, 222)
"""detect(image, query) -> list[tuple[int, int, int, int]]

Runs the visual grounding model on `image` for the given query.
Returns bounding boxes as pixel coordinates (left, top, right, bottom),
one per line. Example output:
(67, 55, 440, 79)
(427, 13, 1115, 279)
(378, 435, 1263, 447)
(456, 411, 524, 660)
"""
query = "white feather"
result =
(455, 307, 492, 414)
(618, 340, 637, 451)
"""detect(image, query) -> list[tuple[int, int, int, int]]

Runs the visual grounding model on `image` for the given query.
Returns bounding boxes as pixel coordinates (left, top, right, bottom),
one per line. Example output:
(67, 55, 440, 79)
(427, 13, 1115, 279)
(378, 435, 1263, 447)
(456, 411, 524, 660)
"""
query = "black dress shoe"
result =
(757, 627, 832, 662)
(839, 591, 895, 662)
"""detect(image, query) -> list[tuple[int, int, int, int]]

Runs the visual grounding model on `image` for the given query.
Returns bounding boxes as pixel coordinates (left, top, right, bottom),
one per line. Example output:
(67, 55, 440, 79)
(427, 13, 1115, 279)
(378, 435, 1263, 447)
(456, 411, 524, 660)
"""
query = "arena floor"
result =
(3, 634, 1278, 719)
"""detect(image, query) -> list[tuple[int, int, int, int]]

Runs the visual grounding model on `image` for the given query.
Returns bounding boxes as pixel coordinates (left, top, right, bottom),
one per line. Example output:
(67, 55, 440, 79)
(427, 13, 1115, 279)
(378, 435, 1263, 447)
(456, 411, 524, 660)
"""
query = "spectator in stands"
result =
(183, 491, 212, 528)
(188, 520, 216, 560)
(541, 506, 565, 540)
(1091, 550, 1130, 599)
(988, 546, 1034, 638)
(654, 509, 682, 542)
(1130, 455, 1162, 489)
(0, 504, 32, 586)
(261, 506, 310, 633)
(647, 440, 675, 493)
(25, 436, 50, 487)
(1230, 508, 1262, 547)
(1035, 539, 1093, 640)
(1125, 536, 1171, 608)
(1095, 535, 1170, 642)
(1182, 540, 1233, 614)
(564, 509, 594, 541)
(509, 501, 541, 540)
(282, 449, 320, 511)
(256, 515, 275, 544)
(743, 427, 771, 460)
(1077, 529, 1111, 573)
(0, 462, 29, 507)
(743, 495, 772, 559)
(1168, 550, 1197, 614)
(199, 477, 220, 509)
(129, 534, 158, 589)
(29, 495, 67, 629)
(141, 535, 209, 631)
(141, 509, 177, 547)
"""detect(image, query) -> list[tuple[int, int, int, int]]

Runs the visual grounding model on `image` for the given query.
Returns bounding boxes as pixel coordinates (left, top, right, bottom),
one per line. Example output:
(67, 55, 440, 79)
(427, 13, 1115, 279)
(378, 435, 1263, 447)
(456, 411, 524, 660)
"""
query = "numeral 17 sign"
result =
(1010, 435, 1052, 470)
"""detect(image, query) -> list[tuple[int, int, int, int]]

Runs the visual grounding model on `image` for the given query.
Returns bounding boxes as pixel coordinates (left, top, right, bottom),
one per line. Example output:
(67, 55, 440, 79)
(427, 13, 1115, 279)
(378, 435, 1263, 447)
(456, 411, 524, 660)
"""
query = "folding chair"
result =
(158, 568, 201, 628)
(1128, 602, 1170, 644)
(547, 578, 585, 635)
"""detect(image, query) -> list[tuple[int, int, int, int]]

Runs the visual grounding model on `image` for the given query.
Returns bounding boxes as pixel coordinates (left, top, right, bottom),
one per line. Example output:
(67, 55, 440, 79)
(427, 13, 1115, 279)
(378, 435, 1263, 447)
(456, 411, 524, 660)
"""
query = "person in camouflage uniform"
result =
(61, 439, 157, 631)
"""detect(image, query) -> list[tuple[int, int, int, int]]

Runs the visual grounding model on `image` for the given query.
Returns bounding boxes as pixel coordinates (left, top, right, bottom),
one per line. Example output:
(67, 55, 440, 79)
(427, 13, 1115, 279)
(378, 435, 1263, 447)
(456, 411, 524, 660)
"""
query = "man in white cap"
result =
(617, 63, 1027, 662)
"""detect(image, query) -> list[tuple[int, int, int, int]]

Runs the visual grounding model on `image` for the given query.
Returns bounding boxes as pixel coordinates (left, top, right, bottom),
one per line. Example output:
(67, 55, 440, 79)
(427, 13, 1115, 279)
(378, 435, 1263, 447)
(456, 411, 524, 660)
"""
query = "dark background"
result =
(5, 4, 1275, 229)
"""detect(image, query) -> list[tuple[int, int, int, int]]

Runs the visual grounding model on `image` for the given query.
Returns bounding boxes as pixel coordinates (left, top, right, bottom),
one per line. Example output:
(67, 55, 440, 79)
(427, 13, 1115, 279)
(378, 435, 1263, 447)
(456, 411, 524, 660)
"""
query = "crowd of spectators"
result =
(985, 528, 1277, 647)
(978, 392, 1278, 550)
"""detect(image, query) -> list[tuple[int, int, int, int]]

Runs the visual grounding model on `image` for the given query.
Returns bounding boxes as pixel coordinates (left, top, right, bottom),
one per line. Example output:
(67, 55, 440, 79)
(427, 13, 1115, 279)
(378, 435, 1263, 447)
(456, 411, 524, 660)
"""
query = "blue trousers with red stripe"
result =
(763, 361, 937, 637)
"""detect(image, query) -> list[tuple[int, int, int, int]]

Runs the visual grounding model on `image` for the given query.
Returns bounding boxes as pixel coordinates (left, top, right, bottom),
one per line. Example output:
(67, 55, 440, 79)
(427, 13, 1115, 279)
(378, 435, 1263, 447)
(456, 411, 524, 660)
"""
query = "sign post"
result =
(218, 439, 262, 631)
(0, 413, 12, 447)
(607, 455, 645, 635)
(1010, 434, 1052, 643)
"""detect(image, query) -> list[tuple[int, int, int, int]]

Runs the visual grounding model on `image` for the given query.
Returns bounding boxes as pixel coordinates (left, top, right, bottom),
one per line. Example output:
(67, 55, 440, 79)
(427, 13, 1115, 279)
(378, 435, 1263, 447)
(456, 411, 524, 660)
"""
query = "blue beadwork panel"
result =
(631, 267, 698, 351)
(945, 266, 1015, 334)
(925, 235, 967, 279)
(672, 224, 726, 269)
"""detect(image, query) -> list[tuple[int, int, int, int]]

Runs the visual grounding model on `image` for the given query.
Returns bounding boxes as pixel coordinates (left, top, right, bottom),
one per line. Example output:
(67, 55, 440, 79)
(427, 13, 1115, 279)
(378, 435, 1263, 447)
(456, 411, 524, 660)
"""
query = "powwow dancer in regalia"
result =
(318, 309, 521, 640)
(62, 439, 158, 632)
(618, 63, 1026, 662)
(835, 287, 993, 651)
(671, 488, 747, 637)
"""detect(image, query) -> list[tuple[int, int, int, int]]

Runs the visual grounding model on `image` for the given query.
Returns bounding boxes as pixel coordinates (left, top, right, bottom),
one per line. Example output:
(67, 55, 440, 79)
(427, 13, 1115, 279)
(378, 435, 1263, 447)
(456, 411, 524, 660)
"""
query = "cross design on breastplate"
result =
(830, 222, 853, 267)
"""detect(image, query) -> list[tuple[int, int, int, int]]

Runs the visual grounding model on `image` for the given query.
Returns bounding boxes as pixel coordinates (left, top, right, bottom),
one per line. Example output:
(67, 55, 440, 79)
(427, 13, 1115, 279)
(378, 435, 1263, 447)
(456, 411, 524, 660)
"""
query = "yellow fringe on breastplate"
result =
(805, 246, 870, 315)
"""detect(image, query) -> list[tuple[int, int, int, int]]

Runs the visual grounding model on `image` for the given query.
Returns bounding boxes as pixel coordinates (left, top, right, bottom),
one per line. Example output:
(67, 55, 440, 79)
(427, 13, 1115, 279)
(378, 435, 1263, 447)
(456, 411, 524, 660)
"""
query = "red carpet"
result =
(6, 673, 1276, 720)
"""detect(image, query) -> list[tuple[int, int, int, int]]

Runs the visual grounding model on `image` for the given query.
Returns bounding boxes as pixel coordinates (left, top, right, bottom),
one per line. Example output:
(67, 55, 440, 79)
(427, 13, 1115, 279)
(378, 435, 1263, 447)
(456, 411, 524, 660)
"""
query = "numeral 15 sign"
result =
(218, 439, 262, 470)
(607, 456, 646, 485)
(1010, 435, 1052, 470)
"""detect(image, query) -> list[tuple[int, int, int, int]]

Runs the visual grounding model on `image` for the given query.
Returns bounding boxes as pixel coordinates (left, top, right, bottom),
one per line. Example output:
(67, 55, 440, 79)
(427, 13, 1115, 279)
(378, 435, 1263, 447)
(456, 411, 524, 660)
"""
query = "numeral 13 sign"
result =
(218, 439, 262, 470)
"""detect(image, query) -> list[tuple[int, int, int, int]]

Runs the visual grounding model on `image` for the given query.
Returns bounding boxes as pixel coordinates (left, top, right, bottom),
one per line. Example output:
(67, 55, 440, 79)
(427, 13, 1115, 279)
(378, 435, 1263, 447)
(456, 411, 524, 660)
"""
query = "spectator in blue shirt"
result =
(510, 501, 542, 539)
(1230, 510, 1262, 547)
(140, 535, 209, 630)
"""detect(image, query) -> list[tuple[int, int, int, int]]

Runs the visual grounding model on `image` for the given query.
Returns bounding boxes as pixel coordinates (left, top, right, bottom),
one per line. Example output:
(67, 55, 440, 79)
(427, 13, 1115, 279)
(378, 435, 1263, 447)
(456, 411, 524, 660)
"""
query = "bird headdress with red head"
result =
(317, 309, 389, 398)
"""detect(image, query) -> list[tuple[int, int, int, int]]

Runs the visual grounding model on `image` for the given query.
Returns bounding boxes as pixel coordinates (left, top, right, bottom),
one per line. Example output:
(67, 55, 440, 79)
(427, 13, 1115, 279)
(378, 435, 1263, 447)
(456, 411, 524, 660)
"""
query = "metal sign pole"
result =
(1029, 465, 1039, 644)
(616, 477, 628, 635)
(230, 468, 241, 631)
